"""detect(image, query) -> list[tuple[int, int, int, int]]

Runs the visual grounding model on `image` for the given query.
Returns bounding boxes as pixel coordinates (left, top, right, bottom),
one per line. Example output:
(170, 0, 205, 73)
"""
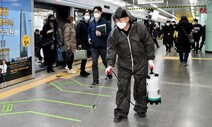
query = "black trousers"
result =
(114, 67, 147, 117)
(67, 52, 74, 70)
(91, 48, 107, 82)
(43, 46, 55, 71)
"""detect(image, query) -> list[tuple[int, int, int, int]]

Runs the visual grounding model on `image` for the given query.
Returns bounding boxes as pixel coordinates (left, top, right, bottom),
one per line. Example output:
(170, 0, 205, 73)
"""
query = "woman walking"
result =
(176, 16, 193, 66)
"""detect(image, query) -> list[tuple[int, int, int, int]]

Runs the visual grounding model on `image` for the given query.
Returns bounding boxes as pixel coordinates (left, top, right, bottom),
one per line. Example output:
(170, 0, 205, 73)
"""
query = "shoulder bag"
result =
(181, 26, 194, 44)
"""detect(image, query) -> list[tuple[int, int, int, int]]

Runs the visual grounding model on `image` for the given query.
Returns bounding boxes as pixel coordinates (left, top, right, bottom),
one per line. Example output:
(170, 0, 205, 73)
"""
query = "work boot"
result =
(114, 116, 124, 122)
(137, 112, 146, 118)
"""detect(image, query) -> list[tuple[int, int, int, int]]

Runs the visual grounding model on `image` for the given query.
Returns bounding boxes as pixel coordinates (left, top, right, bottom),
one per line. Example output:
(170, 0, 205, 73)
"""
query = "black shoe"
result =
(47, 70, 51, 73)
(80, 71, 88, 77)
(84, 71, 90, 75)
(137, 112, 146, 118)
(90, 80, 99, 87)
(50, 69, 55, 72)
(114, 116, 123, 122)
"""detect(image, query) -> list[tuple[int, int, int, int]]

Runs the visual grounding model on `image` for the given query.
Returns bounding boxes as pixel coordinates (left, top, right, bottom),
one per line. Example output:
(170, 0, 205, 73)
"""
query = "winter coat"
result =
(193, 23, 203, 41)
(76, 20, 90, 48)
(88, 18, 111, 49)
(42, 24, 57, 48)
(162, 25, 174, 44)
(107, 22, 155, 74)
(42, 24, 57, 65)
(34, 33, 42, 47)
(176, 22, 193, 53)
(63, 23, 77, 51)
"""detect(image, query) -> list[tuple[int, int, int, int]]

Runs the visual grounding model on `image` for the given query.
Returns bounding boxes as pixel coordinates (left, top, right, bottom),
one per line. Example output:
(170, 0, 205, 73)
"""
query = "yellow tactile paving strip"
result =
(163, 56, 212, 61)
(0, 75, 57, 100)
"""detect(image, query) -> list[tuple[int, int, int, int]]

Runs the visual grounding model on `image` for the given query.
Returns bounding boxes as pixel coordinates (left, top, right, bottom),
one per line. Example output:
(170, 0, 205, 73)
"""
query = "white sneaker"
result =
(68, 69, 76, 74)
(65, 66, 69, 70)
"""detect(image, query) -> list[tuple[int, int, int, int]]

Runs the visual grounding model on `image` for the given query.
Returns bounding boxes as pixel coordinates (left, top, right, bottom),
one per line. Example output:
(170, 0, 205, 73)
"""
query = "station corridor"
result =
(0, 45, 212, 127)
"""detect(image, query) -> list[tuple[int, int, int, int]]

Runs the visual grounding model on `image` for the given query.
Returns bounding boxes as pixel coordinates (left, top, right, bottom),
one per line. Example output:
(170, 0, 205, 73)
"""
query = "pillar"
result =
(205, 0, 212, 53)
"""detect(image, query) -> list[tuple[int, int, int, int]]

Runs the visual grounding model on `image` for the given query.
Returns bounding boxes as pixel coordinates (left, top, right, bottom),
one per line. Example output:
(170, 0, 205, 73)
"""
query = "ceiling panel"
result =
(123, 0, 207, 19)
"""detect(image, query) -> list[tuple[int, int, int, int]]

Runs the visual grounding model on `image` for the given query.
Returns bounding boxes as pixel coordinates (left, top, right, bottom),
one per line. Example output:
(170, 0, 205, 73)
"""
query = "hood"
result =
(113, 7, 136, 21)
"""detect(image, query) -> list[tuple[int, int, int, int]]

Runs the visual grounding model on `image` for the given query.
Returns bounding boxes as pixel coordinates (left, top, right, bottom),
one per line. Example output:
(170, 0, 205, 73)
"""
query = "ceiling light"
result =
(150, 4, 176, 18)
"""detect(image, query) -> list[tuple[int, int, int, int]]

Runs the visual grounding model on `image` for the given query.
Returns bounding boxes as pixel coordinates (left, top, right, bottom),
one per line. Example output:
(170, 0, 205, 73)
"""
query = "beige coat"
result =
(63, 23, 77, 51)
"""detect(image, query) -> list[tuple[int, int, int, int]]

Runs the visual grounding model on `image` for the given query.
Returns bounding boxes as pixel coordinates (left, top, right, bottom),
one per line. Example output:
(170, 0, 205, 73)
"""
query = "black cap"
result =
(35, 29, 39, 32)
(113, 7, 136, 21)
(166, 20, 171, 23)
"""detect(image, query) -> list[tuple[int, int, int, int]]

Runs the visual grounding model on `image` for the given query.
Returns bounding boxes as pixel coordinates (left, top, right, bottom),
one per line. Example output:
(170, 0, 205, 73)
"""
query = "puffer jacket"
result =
(107, 22, 155, 73)
(63, 23, 77, 50)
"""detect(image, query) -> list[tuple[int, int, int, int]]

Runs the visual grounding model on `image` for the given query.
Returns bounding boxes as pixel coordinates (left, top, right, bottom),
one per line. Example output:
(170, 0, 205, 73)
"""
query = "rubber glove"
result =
(106, 66, 113, 75)
(148, 60, 154, 70)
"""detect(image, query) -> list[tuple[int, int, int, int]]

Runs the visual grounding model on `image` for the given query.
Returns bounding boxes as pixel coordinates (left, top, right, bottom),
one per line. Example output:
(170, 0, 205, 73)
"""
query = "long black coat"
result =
(176, 22, 193, 53)
(42, 24, 57, 65)
(162, 25, 174, 44)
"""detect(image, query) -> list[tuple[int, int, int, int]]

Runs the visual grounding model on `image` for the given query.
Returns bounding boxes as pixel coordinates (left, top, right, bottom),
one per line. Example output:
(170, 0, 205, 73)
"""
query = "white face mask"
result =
(172, 23, 175, 25)
(116, 22, 127, 29)
(166, 23, 170, 26)
(94, 13, 100, 19)
(84, 16, 90, 21)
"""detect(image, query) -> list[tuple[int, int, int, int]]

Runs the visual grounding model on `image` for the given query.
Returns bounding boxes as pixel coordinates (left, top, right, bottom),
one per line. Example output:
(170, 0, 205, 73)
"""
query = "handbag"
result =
(181, 26, 194, 44)
(73, 50, 87, 61)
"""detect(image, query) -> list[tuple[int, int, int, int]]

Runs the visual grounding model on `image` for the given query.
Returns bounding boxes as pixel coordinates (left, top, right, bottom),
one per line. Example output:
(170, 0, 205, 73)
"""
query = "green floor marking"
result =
(1, 104, 13, 112)
(70, 78, 118, 90)
(50, 82, 111, 97)
(0, 110, 82, 122)
(58, 81, 73, 85)
(0, 98, 96, 109)
(99, 64, 105, 70)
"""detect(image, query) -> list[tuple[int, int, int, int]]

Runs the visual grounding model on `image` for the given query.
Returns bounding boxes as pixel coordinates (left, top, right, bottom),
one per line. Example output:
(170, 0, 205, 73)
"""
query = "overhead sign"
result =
(138, 0, 164, 4)
(200, 8, 207, 13)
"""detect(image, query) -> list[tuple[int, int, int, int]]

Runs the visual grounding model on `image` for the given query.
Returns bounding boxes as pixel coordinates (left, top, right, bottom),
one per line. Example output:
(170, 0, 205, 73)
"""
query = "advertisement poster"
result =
(0, 0, 32, 87)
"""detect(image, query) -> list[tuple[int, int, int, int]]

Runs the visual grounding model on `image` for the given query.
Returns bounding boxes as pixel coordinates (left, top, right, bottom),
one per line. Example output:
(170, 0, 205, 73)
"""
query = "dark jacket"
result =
(42, 23, 58, 65)
(88, 18, 111, 49)
(162, 25, 174, 44)
(193, 23, 203, 40)
(34, 33, 42, 47)
(107, 22, 155, 74)
(176, 22, 193, 53)
(42, 24, 57, 48)
(76, 20, 89, 48)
